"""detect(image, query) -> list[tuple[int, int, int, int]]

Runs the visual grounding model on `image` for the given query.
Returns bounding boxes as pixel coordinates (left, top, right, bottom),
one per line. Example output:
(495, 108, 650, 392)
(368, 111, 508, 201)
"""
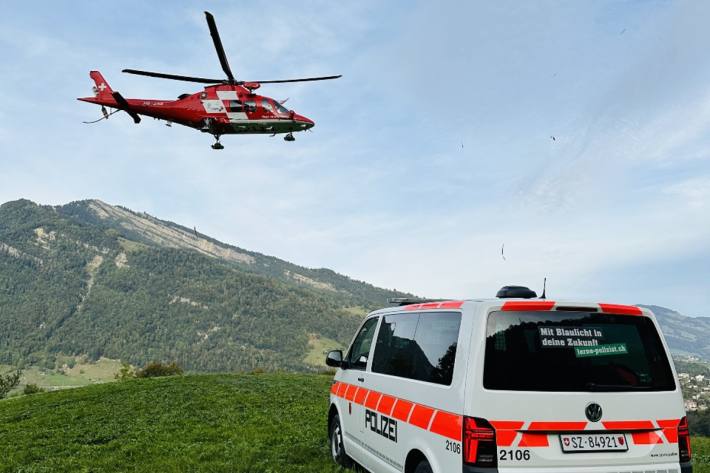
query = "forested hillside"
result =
(0, 199, 411, 372)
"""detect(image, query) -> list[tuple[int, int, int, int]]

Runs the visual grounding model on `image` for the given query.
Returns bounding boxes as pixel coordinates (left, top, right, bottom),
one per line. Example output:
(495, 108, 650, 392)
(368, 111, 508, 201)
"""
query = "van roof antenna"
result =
(540, 277, 547, 300)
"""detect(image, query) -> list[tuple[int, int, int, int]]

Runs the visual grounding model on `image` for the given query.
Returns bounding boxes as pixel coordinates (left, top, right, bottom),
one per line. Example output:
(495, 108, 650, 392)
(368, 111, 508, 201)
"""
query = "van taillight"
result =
(678, 416, 692, 462)
(463, 417, 497, 467)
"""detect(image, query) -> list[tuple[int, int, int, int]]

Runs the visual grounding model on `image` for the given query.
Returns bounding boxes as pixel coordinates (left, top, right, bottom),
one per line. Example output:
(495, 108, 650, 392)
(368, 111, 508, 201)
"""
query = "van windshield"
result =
(484, 311, 676, 392)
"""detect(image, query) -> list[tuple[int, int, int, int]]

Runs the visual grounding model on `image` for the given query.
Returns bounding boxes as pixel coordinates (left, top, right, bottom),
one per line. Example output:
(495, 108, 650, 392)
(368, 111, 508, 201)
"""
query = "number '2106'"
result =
(499, 449, 531, 461)
(445, 440, 461, 454)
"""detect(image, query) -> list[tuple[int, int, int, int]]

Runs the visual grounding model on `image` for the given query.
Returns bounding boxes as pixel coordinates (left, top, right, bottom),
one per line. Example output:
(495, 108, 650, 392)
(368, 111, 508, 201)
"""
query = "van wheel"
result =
(413, 460, 433, 473)
(329, 413, 353, 468)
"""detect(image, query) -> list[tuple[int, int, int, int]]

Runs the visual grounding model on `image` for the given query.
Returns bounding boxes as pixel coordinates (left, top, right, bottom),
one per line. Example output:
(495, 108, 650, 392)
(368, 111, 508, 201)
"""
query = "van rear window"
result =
(483, 311, 676, 392)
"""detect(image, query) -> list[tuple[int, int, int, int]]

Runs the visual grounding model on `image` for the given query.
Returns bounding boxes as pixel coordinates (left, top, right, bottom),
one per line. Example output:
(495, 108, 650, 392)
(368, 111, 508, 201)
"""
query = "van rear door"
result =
(470, 307, 688, 472)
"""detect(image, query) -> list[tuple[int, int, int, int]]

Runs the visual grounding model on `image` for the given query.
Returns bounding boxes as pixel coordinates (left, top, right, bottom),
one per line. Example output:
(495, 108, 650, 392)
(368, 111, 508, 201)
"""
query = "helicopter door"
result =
(226, 100, 247, 122)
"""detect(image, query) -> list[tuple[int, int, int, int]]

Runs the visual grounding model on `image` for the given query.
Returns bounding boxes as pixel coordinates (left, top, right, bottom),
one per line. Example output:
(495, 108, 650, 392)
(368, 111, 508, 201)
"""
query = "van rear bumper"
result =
(466, 462, 690, 473)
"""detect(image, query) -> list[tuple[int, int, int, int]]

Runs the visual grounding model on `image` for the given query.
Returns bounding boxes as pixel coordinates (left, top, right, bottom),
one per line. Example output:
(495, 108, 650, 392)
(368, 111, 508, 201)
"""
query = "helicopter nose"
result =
(294, 114, 314, 130)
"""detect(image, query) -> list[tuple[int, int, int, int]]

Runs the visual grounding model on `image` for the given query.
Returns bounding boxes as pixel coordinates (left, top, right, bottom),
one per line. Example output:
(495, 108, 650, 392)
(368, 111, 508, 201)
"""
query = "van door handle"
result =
(357, 377, 365, 383)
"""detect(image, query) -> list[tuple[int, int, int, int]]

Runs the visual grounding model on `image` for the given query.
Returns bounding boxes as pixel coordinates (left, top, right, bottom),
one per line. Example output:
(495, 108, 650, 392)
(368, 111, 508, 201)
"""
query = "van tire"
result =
(329, 413, 352, 468)
(413, 460, 433, 473)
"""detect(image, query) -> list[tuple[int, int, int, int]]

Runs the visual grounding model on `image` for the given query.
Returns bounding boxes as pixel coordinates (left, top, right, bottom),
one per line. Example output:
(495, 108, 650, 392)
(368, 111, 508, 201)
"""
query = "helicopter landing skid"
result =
(211, 135, 224, 150)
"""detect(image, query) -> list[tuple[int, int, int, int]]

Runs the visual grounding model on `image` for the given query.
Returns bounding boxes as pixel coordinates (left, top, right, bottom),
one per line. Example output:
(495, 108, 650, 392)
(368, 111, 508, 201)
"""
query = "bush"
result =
(115, 362, 135, 380)
(135, 362, 183, 378)
(23, 384, 44, 395)
(0, 370, 22, 399)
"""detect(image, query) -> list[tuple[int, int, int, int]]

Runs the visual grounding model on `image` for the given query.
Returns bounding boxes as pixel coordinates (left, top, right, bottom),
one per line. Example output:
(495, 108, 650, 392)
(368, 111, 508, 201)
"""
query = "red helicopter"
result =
(78, 11, 340, 149)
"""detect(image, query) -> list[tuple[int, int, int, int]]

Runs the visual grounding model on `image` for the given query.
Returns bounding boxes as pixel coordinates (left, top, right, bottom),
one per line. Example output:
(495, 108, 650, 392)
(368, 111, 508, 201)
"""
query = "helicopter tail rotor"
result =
(111, 91, 141, 124)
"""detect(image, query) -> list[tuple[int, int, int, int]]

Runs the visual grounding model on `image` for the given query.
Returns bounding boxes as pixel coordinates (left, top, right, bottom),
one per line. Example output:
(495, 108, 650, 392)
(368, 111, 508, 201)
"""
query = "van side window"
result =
(346, 317, 379, 370)
(372, 312, 461, 386)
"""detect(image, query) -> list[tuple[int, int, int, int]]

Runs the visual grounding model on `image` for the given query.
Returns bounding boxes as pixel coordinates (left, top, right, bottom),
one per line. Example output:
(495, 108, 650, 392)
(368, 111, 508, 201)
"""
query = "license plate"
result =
(559, 433, 629, 453)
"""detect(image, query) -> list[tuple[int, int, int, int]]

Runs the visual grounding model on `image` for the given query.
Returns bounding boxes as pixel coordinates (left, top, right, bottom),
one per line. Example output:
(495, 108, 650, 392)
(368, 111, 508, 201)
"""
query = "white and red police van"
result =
(326, 286, 690, 473)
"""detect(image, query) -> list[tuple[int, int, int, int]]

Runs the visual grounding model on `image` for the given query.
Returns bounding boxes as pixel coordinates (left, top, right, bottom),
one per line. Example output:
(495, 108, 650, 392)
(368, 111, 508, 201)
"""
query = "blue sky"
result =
(1, 1, 709, 315)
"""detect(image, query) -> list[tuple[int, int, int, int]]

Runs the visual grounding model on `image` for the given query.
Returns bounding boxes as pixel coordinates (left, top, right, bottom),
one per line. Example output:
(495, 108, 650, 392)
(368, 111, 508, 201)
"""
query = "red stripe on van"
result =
(336, 382, 347, 397)
(501, 301, 556, 311)
(419, 302, 442, 310)
(490, 421, 524, 447)
(364, 390, 382, 410)
(354, 388, 368, 405)
(632, 431, 664, 445)
(409, 404, 435, 430)
(519, 433, 549, 447)
(439, 300, 464, 309)
(429, 411, 463, 441)
(377, 395, 397, 416)
(658, 419, 680, 443)
(392, 400, 414, 422)
(344, 384, 357, 401)
(330, 382, 340, 395)
(599, 303, 643, 316)
(404, 300, 464, 311)
(602, 420, 655, 431)
(527, 421, 588, 431)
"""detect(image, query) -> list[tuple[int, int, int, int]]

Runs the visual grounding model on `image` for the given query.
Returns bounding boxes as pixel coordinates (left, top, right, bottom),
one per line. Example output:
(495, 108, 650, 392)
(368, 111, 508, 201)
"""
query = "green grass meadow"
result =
(1, 372, 708, 473)
(693, 437, 710, 473)
(0, 373, 341, 473)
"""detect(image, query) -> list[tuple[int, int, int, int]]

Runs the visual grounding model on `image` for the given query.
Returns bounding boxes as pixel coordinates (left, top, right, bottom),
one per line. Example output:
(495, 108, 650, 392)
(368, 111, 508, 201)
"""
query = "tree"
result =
(0, 370, 22, 399)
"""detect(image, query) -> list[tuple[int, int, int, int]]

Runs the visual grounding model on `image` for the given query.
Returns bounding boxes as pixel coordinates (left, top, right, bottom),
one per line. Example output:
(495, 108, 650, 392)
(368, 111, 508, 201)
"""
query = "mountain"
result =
(0, 198, 706, 373)
(641, 305, 710, 359)
(0, 199, 412, 372)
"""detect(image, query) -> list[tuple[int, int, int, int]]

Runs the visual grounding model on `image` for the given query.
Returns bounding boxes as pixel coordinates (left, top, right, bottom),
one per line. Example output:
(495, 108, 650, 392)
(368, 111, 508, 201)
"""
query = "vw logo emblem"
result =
(585, 402, 603, 422)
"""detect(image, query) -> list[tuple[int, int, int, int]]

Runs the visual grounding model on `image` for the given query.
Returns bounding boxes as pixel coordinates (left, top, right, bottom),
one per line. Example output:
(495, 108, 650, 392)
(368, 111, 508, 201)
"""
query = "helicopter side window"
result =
(274, 101, 290, 115)
(244, 100, 257, 113)
(229, 100, 243, 112)
(262, 99, 275, 114)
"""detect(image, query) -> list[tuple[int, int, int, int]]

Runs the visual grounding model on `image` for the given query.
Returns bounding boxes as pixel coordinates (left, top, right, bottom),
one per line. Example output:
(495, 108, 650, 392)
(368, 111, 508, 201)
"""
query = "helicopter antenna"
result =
(82, 107, 120, 124)
(540, 277, 547, 299)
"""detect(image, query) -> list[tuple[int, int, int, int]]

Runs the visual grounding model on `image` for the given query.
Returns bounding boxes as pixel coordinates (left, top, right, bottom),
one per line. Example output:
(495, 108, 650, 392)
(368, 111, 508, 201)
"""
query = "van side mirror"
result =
(326, 350, 344, 368)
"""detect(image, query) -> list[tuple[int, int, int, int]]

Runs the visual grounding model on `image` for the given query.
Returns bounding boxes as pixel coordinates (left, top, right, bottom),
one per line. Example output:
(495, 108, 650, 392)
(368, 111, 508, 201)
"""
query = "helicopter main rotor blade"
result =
(122, 69, 224, 84)
(251, 75, 342, 84)
(111, 91, 141, 124)
(204, 11, 235, 83)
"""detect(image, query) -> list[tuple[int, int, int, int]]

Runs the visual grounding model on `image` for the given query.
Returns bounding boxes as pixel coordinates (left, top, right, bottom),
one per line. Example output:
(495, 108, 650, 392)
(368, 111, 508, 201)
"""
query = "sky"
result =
(1, 1, 709, 316)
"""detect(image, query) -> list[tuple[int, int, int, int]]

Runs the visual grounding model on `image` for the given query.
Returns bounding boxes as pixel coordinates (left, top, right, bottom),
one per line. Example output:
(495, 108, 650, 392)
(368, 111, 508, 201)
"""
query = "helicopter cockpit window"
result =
(244, 100, 257, 112)
(274, 101, 290, 115)
(229, 100, 243, 112)
(262, 99, 275, 114)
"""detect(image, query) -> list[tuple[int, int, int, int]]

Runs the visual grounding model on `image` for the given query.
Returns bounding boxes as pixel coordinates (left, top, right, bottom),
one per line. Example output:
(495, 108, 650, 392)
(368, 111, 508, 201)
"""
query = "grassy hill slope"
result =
(2, 373, 710, 473)
(0, 373, 340, 473)
(0, 199, 411, 372)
